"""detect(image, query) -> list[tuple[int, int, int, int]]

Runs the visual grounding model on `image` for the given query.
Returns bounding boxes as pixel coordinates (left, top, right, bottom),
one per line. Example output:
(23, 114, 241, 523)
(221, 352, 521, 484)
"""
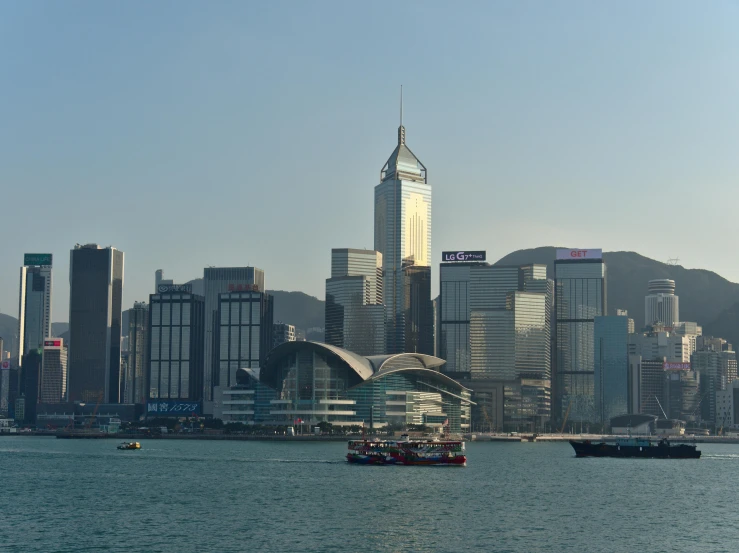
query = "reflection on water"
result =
(1, 438, 738, 552)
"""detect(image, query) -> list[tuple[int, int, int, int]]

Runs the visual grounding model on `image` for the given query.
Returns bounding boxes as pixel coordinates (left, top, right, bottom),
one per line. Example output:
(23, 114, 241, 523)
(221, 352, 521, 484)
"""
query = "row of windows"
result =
(149, 361, 191, 399)
(150, 327, 191, 361)
(151, 302, 192, 326)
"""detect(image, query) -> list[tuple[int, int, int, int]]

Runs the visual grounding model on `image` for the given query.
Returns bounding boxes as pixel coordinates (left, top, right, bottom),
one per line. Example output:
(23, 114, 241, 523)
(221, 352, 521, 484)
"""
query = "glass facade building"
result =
(374, 121, 431, 354)
(440, 263, 552, 430)
(403, 264, 433, 355)
(594, 315, 630, 425)
(664, 369, 700, 423)
(221, 342, 472, 432)
(18, 258, 52, 366)
(554, 258, 606, 423)
(203, 267, 265, 405)
(68, 244, 124, 403)
(20, 349, 42, 423)
(125, 302, 149, 404)
(216, 290, 273, 389)
(148, 291, 205, 401)
(627, 356, 665, 418)
(325, 249, 385, 356)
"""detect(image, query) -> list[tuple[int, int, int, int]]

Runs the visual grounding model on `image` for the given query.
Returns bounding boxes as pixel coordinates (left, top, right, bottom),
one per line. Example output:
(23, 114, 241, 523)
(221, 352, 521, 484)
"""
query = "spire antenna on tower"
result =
(398, 85, 406, 145)
(400, 84, 403, 127)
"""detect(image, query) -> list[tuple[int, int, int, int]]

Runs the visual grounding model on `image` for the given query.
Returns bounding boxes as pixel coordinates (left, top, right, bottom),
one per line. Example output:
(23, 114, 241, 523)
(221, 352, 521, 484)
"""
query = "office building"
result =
(716, 380, 739, 429)
(594, 314, 632, 425)
(674, 321, 702, 353)
(20, 349, 42, 423)
(124, 303, 149, 404)
(40, 338, 67, 403)
(273, 322, 296, 348)
(325, 249, 385, 356)
(627, 356, 666, 418)
(555, 248, 606, 423)
(374, 98, 432, 354)
(202, 267, 264, 407)
(439, 257, 552, 431)
(438, 260, 524, 377)
(215, 289, 273, 389)
(154, 269, 173, 292)
(692, 347, 737, 424)
(403, 264, 433, 355)
(68, 244, 124, 404)
(664, 368, 700, 423)
(629, 329, 691, 363)
(0, 338, 6, 415)
(17, 253, 53, 365)
(645, 279, 679, 328)
(147, 286, 205, 403)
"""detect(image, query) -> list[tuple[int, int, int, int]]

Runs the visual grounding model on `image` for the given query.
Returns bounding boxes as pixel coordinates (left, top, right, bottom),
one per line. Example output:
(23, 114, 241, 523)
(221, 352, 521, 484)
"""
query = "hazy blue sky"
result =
(1, 1, 738, 322)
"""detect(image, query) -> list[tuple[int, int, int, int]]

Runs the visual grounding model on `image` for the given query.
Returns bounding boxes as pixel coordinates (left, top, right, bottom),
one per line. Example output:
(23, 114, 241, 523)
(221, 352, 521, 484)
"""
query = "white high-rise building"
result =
(645, 279, 679, 328)
(18, 254, 53, 366)
(374, 90, 431, 353)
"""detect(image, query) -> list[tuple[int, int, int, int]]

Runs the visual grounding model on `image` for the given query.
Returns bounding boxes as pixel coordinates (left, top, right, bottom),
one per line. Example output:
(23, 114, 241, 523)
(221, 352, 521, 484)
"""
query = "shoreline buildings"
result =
(17, 253, 53, 366)
(146, 284, 205, 413)
(438, 253, 552, 431)
(594, 311, 633, 425)
(40, 338, 67, 404)
(202, 267, 264, 411)
(554, 248, 606, 425)
(67, 244, 124, 404)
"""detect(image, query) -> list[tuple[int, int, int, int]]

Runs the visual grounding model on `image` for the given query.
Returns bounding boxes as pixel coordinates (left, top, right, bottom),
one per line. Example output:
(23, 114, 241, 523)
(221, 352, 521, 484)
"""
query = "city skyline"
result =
(2, 3, 739, 320)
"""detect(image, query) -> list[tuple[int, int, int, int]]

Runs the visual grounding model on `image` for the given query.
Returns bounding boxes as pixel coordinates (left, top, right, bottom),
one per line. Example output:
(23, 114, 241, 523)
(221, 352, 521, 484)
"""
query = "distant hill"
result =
(0, 317, 70, 357)
(182, 284, 324, 335)
(268, 290, 324, 336)
(0, 313, 17, 357)
(51, 322, 68, 337)
(495, 247, 739, 346)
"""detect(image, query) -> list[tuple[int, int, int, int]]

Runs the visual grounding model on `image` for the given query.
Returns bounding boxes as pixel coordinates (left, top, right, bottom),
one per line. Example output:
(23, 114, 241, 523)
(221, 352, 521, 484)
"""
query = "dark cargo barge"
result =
(570, 437, 700, 459)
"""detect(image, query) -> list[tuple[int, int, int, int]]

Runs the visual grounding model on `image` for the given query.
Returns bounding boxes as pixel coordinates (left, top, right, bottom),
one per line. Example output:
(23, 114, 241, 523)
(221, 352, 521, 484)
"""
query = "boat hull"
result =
(570, 440, 700, 459)
(346, 453, 466, 466)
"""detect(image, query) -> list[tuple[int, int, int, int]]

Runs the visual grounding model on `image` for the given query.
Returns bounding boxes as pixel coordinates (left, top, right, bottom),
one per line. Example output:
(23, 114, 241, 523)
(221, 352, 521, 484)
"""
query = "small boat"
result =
(570, 437, 700, 459)
(117, 442, 141, 450)
(347, 438, 466, 466)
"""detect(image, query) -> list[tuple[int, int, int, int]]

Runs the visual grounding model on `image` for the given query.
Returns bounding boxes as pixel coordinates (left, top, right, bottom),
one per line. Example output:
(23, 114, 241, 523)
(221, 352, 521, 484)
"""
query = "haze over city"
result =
(2, 1, 738, 322)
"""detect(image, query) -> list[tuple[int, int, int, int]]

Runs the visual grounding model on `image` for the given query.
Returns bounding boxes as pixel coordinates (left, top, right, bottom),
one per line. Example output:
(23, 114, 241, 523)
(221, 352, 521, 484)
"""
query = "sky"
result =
(1, 1, 738, 323)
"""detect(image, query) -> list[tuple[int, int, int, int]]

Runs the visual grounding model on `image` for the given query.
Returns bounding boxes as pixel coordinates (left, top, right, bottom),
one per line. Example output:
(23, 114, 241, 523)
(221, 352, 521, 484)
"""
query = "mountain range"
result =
(1, 248, 738, 357)
(496, 247, 739, 347)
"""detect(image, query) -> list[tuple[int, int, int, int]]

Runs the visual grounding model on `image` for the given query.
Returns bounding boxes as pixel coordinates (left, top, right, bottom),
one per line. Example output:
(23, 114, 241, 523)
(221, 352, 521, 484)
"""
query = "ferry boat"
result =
(117, 442, 141, 450)
(347, 438, 466, 466)
(570, 437, 700, 459)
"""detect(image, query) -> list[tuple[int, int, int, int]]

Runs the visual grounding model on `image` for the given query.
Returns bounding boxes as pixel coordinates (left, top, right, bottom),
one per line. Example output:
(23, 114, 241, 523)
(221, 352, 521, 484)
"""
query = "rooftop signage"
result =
(228, 283, 260, 292)
(44, 339, 63, 348)
(664, 362, 691, 371)
(442, 251, 486, 263)
(24, 253, 52, 267)
(157, 284, 192, 293)
(556, 249, 602, 260)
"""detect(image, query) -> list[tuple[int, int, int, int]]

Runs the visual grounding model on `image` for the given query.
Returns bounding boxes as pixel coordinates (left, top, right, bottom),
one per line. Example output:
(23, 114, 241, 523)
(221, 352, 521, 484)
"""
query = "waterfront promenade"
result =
(3, 429, 739, 444)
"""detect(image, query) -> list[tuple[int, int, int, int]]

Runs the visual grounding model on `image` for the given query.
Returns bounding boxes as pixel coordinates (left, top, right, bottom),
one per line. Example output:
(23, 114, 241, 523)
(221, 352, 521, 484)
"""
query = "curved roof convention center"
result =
(260, 341, 469, 393)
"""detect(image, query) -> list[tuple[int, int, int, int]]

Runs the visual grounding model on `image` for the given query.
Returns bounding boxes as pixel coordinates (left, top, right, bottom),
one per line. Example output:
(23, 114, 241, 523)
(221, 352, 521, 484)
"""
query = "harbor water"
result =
(2, 437, 738, 552)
